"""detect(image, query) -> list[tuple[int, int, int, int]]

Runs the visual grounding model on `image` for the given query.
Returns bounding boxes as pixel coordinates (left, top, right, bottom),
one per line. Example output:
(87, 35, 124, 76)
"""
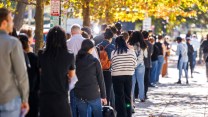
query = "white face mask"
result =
(160, 40, 164, 43)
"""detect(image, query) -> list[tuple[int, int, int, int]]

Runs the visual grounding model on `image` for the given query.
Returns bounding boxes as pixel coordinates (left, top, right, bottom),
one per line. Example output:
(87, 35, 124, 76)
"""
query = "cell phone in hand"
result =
(20, 109, 27, 117)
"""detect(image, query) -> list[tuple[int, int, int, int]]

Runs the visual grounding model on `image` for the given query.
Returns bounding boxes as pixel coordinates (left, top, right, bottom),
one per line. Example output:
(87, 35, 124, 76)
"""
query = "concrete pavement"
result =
(133, 59, 208, 117)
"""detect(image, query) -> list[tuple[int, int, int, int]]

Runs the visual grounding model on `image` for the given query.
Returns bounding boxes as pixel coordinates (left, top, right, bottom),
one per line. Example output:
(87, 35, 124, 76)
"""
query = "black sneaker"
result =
(186, 80, 189, 84)
(176, 80, 181, 84)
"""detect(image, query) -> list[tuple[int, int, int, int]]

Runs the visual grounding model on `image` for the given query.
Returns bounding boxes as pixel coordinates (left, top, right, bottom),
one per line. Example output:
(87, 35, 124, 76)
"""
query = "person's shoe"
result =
(149, 84, 156, 87)
(176, 80, 181, 84)
(186, 80, 189, 84)
(141, 99, 145, 102)
(132, 108, 135, 113)
(191, 75, 193, 78)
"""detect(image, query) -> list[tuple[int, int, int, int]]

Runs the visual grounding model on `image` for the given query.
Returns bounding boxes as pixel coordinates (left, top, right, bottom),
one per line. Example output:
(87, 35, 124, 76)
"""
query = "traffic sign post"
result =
(142, 17, 152, 31)
(50, 0, 61, 28)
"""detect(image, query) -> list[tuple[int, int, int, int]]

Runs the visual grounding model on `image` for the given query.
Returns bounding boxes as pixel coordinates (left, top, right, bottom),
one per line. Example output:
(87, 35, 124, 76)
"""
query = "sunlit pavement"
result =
(133, 57, 208, 117)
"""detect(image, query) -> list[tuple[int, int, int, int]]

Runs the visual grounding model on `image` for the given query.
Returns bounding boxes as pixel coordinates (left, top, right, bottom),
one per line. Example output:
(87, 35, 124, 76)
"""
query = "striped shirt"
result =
(111, 49, 137, 76)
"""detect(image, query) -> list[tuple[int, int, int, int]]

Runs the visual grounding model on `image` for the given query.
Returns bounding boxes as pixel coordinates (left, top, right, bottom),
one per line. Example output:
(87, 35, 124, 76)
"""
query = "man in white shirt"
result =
(191, 34, 200, 71)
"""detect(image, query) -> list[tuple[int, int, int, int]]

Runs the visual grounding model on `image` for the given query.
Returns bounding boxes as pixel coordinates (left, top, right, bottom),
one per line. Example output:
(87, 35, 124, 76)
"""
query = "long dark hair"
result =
(128, 31, 147, 50)
(76, 39, 94, 61)
(45, 26, 67, 58)
(114, 36, 128, 54)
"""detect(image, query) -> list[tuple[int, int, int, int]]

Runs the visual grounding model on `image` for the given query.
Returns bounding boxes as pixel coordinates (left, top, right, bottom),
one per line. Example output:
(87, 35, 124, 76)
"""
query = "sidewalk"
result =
(133, 61, 208, 117)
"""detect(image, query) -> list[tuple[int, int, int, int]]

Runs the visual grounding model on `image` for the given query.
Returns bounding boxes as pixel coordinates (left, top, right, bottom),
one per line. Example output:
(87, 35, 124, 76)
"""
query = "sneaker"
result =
(141, 99, 145, 102)
(132, 108, 135, 113)
(186, 80, 189, 84)
(176, 80, 181, 84)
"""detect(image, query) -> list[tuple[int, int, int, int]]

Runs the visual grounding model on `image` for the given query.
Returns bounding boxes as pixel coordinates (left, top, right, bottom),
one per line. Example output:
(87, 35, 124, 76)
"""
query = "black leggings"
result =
(103, 71, 112, 105)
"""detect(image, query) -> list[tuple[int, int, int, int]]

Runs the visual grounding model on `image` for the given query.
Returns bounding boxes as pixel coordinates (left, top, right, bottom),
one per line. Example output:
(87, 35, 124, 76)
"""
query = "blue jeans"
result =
(150, 60, 158, 84)
(178, 60, 188, 80)
(70, 89, 78, 117)
(70, 89, 92, 117)
(156, 56, 164, 82)
(192, 51, 197, 70)
(76, 97, 102, 117)
(132, 63, 145, 100)
(0, 96, 21, 117)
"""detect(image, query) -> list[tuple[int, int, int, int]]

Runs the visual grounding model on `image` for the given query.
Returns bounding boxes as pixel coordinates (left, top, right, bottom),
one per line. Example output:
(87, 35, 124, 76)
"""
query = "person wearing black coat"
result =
(186, 38, 194, 78)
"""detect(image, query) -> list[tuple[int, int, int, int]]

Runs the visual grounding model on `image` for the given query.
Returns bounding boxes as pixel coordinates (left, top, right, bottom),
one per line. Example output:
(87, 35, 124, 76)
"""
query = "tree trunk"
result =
(34, 0, 44, 54)
(82, 0, 90, 27)
(13, 0, 27, 30)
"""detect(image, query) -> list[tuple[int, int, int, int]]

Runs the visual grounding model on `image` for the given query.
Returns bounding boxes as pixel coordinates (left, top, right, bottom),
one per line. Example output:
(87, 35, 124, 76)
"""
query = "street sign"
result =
(50, 0, 60, 16)
(143, 17, 151, 31)
(50, 16, 59, 28)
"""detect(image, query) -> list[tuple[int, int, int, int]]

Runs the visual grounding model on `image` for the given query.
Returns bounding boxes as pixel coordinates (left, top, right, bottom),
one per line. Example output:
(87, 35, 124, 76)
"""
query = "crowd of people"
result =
(1, 8, 208, 117)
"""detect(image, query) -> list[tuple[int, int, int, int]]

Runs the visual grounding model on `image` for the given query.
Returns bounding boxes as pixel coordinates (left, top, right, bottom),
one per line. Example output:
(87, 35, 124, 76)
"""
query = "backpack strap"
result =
(99, 44, 110, 50)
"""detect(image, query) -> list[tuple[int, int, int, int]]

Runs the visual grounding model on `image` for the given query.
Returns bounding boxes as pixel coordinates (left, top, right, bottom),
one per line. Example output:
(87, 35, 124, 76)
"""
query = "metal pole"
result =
(59, 0, 61, 25)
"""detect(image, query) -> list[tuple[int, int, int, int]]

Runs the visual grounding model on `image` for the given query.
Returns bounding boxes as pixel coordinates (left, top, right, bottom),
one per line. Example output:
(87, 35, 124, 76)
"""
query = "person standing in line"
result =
(128, 31, 148, 103)
(200, 34, 208, 82)
(186, 37, 194, 78)
(109, 26, 118, 45)
(115, 22, 122, 35)
(67, 24, 99, 117)
(38, 26, 75, 117)
(190, 34, 200, 72)
(81, 27, 100, 59)
(162, 36, 171, 77)
(155, 35, 166, 83)
(0, 8, 29, 117)
(18, 34, 40, 117)
(175, 37, 189, 84)
(75, 39, 107, 117)
(142, 31, 153, 99)
(111, 36, 137, 117)
(67, 24, 86, 117)
(93, 24, 108, 45)
(20, 28, 34, 52)
(149, 37, 159, 87)
(97, 28, 115, 106)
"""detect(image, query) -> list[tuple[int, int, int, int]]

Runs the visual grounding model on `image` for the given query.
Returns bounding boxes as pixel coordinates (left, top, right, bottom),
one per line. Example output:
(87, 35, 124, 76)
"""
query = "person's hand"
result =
(21, 102, 30, 115)
(101, 98, 107, 105)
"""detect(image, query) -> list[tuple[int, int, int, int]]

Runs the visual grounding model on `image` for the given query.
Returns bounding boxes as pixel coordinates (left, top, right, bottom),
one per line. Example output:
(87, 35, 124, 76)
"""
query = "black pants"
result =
(187, 56, 193, 75)
(40, 95, 72, 117)
(144, 68, 150, 98)
(103, 71, 112, 105)
(112, 75, 132, 117)
(26, 92, 39, 117)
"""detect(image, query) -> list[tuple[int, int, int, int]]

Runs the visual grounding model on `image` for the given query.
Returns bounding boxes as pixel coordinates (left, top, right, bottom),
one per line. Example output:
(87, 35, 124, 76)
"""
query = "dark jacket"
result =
(151, 44, 159, 61)
(200, 40, 208, 53)
(75, 54, 106, 100)
(187, 42, 194, 62)
(27, 52, 40, 93)
(155, 42, 163, 56)
(144, 40, 153, 68)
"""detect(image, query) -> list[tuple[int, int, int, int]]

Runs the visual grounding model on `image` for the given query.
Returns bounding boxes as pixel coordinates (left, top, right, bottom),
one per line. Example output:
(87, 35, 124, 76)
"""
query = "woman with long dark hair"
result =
(111, 36, 137, 117)
(75, 39, 107, 117)
(128, 31, 147, 105)
(38, 26, 75, 117)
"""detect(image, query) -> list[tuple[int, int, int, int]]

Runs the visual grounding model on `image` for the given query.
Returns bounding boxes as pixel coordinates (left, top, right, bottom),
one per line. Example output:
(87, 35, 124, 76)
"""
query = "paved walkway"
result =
(133, 59, 208, 117)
